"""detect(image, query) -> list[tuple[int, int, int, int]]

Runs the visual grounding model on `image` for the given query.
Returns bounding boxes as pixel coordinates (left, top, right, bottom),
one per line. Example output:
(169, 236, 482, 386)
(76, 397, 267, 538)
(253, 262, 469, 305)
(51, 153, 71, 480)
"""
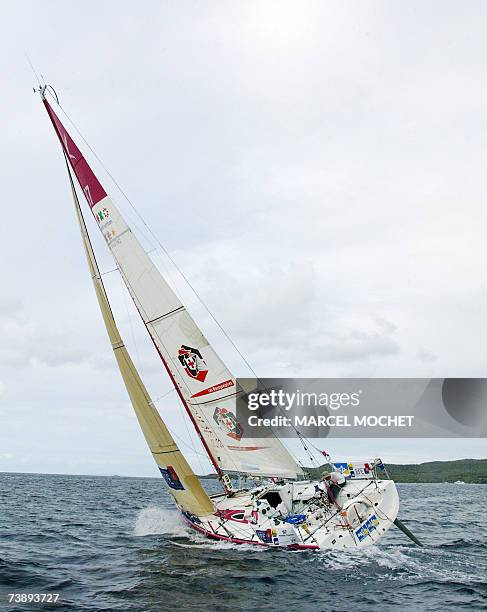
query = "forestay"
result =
(43, 98, 302, 480)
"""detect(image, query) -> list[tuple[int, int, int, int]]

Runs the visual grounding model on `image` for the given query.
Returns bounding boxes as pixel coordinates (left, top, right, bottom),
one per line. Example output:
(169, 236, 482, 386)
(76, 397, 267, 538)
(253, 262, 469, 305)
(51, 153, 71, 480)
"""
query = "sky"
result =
(0, 1, 486, 477)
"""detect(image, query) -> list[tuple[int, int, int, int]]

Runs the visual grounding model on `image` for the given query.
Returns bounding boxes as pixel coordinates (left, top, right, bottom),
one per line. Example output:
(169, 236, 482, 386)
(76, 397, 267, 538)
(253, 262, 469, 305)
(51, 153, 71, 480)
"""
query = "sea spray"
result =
(133, 506, 188, 537)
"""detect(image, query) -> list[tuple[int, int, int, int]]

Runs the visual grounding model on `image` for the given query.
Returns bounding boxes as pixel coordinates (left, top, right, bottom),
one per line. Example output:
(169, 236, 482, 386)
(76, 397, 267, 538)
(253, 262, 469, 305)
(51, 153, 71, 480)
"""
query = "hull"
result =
(180, 477, 399, 550)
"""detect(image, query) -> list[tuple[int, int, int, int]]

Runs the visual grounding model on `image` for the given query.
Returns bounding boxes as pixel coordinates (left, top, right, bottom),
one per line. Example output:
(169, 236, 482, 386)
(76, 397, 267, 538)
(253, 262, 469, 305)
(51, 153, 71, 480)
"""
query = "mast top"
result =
(34, 83, 59, 104)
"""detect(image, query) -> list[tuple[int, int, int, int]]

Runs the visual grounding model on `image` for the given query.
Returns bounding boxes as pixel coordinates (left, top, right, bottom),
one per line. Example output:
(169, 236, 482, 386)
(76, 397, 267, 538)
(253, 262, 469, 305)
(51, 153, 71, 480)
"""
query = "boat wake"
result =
(315, 542, 486, 587)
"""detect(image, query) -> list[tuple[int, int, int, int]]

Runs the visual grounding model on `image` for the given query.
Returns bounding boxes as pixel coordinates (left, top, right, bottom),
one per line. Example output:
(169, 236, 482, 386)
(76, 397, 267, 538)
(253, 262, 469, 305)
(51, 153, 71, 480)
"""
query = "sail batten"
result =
(44, 98, 303, 481)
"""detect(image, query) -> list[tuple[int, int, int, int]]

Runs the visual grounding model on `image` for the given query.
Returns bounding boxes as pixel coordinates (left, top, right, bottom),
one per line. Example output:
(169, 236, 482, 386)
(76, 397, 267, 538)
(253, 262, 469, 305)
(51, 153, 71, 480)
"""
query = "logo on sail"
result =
(159, 466, 185, 490)
(96, 207, 110, 224)
(178, 345, 208, 382)
(213, 406, 243, 441)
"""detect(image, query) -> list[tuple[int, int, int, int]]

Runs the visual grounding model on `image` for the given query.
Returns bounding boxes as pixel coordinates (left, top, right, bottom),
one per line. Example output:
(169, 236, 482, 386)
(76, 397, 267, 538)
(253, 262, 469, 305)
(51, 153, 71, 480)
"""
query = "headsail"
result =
(65, 158, 214, 516)
(43, 95, 302, 481)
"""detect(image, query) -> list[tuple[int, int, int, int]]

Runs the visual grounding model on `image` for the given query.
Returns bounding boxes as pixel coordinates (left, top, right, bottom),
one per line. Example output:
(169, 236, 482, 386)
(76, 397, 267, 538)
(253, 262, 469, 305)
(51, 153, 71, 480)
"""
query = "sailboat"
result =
(38, 85, 404, 550)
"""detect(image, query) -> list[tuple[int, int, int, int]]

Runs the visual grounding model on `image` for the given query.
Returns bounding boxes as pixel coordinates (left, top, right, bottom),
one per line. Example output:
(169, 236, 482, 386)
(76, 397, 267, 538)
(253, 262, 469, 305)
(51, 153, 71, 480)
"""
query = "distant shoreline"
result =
(199, 458, 487, 484)
(384, 458, 487, 484)
(1, 458, 486, 483)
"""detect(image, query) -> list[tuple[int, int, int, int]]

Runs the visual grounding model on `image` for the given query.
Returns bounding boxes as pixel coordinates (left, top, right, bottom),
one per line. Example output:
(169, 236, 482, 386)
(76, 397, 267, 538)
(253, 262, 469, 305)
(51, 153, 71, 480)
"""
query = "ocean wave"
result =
(2, 474, 486, 612)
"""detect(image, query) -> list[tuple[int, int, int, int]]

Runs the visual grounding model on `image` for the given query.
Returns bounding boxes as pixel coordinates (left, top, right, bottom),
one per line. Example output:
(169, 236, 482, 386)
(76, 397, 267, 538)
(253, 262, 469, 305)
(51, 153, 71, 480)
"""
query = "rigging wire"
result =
(101, 267, 119, 276)
(151, 387, 176, 404)
(175, 394, 213, 476)
(166, 423, 210, 461)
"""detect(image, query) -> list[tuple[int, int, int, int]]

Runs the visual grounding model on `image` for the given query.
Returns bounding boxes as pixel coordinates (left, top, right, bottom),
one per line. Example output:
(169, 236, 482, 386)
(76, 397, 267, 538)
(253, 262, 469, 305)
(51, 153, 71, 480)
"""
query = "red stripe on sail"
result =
(43, 100, 107, 208)
(227, 446, 269, 451)
(190, 379, 234, 399)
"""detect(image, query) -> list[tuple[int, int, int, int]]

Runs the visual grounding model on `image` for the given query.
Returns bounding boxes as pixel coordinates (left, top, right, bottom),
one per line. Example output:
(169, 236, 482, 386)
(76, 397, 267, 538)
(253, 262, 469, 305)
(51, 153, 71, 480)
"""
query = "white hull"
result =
(181, 477, 399, 550)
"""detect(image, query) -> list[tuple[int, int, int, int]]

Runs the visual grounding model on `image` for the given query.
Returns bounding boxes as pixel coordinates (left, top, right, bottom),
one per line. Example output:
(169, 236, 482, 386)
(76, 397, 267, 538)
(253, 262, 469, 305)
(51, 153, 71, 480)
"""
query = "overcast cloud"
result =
(1, 1, 486, 476)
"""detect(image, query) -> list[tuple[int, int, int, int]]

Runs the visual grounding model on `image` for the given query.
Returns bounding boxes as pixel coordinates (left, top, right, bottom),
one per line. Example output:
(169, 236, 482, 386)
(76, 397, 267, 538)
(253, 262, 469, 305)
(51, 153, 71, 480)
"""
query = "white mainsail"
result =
(44, 97, 302, 481)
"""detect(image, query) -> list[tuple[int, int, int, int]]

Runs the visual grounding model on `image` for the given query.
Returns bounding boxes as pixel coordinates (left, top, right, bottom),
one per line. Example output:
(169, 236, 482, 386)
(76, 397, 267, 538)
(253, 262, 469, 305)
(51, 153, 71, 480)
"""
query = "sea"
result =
(0, 473, 485, 612)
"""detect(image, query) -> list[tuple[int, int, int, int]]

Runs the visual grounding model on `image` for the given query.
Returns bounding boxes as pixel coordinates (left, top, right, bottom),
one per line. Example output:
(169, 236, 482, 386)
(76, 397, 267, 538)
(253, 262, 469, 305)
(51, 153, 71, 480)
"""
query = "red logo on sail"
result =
(178, 345, 208, 382)
(213, 407, 243, 441)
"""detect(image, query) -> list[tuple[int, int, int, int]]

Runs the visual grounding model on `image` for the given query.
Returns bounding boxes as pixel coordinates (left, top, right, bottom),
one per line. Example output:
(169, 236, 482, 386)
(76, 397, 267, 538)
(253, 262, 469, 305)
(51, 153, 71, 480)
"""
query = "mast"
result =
(64, 154, 214, 515)
(39, 87, 224, 482)
(41, 88, 303, 483)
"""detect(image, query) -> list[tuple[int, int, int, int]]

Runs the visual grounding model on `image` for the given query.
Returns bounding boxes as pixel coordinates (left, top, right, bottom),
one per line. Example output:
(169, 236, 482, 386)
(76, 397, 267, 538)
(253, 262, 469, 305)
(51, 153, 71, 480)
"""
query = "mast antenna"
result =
(25, 52, 42, 86)
(26, 56, 59, 103)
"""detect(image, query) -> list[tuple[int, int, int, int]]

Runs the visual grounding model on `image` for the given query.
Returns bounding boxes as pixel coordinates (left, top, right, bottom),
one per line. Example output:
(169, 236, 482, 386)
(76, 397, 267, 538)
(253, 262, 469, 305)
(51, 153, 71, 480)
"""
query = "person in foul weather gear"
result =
(320, 470, 346, 503)
(329, 471, 347, 498)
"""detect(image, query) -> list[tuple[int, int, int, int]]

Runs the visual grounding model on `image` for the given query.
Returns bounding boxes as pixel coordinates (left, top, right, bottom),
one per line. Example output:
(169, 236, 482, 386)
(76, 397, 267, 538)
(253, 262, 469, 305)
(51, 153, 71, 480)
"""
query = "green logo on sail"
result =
(96, 207, 110, 223)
